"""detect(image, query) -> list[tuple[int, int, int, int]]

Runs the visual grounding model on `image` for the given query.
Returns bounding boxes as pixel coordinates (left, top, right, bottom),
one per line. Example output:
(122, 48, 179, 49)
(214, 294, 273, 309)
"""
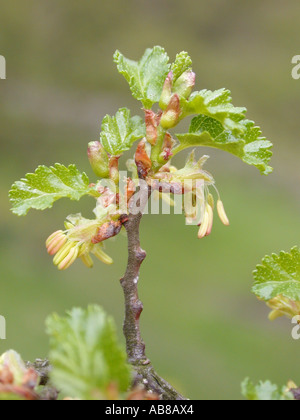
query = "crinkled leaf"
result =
(252, 247, 300, 301)
(176, 115, 273, 175)
(181, 88, 247, 132)
(171, 51, 192, 81)
(9, 164, 91, 216)
(46, 305, 131, 400)
(114, 47, 170, 108)
(241, 378, 294, 401)
(100, 108, 145, 155)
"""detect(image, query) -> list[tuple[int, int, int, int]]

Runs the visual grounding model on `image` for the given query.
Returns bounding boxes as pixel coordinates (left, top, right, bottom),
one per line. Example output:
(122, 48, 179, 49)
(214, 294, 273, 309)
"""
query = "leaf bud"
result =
(173, 70, 195, 99)
(160, 94, 181, 129)
(88, 141, 110, 178)
(159, 71, 173, 110)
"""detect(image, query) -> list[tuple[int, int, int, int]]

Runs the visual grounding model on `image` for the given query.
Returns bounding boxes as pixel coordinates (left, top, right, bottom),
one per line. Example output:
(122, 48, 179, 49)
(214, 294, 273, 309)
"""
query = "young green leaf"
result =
(46, 305, 131, 400)
(241, 378, 294, 401)
(175, 116, 273, 175)
(171, 51, 193, 82)
(114, 47, 170, 108)
(181, 88, 247, 131)
(252, 247, 300, 301)
(9, 164, 92, 216)
(100, 108, 145, 155)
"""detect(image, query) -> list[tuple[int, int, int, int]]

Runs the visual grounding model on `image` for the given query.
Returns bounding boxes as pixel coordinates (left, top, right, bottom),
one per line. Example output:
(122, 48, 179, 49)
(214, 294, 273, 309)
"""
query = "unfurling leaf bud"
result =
(173, 70, 195, 99)
(144, 110, 160, 146)
(126, 177, 136, 203)
(135, 139, 152, 178)
(109, 156, 120, 184)
(159, 71, 173, 110)
(0, 350, 39, 400)
(217, 200, 230, 226)
(88, 141, 109, 178)
(160, 94, 181, 129)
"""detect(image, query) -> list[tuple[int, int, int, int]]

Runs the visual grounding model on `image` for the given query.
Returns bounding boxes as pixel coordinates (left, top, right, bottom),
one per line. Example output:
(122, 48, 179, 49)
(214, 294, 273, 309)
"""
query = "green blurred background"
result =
(1, 0, 300, 400)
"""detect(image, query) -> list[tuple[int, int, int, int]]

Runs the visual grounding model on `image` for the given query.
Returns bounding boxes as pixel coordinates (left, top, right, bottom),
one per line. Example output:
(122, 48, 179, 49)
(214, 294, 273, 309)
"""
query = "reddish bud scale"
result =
(126, 178, 136, 203)
(161, 133, 176, 161)
(135, 140, 152, 179)
(109, 156, 120, 184)
(144, 109, 159, 146)
(92, 220, 122, 244)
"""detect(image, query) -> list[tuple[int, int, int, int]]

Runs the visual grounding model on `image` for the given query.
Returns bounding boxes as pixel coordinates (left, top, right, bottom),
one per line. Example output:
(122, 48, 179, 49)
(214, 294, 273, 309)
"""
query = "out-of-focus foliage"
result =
(1, 0, 300, 400)
(241, 378, 294, 401)
(0, 350, 39, 400)
(46, 305, 131, 400)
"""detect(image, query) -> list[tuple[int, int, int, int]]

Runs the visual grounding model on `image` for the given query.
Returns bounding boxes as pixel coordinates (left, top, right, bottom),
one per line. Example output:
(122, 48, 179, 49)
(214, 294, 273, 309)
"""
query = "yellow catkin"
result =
(198, 211, 209, 239)
(47, 235, 67, 256)
(81, 254, 94, 268)
(58, 247, 79, 270)
(93, 247, 113, 265)
(217, 200, 230, 226)
(53, 242, 75, 266)
(46, 230, 63, 247)
(205, 205, 214, 236)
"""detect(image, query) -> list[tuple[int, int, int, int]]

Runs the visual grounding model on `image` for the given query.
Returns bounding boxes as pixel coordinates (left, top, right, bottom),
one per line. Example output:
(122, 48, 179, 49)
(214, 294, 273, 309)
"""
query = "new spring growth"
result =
(144, 110, 161, 146)
(135, 139, 152, 178)
(217, 199, 230, 226)
(197, 198, 229, 238)
(173, 70, 196, 99)
(46, 216, 116, 270)
(160, 94, 181, 129)
(159, 68, 195, 129)
(159, 71, 173, 110)
(151, 151, 230, 238)
(0, 350, 39, 400)
(267, 295, 300, 321)
(88, 141, 109, 178)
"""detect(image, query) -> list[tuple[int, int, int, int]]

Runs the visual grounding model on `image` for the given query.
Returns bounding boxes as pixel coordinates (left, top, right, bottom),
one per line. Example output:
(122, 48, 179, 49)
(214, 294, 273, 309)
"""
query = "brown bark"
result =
(120, 185, 186, 400)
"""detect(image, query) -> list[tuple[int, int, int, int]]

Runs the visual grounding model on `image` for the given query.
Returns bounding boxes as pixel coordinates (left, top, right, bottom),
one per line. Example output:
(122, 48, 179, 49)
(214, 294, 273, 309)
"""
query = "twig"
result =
(120, 186, 186, 400)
